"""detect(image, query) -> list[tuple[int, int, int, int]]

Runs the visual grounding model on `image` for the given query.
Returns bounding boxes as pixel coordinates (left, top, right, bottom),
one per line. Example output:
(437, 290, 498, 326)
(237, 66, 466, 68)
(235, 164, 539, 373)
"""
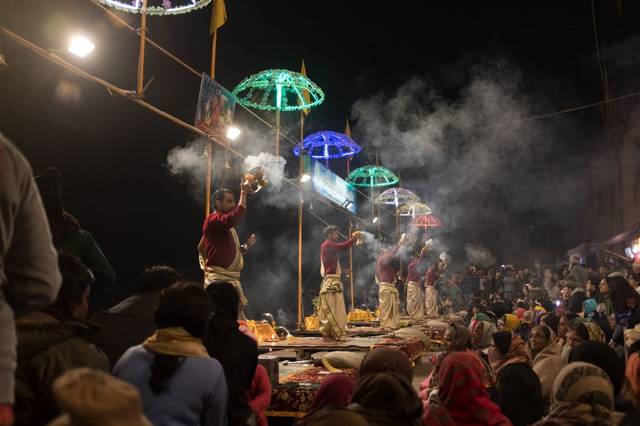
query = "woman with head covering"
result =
(202, 283, 258, 426)
(495, 363, 545, 426)
(626, 341, 640, 407)
(422, 351, 512, 426)
(499, 314, 521, 332)
(470, 318, 498, 350)
(583, 298, 598, 320)
(295, 374, 355, 426)
(532, 362, 623, 426)
(488, 331, 530, 377)
(349, 347, 422, 426)
(528, 325, 564, 401)
(607, 276, 640, 346)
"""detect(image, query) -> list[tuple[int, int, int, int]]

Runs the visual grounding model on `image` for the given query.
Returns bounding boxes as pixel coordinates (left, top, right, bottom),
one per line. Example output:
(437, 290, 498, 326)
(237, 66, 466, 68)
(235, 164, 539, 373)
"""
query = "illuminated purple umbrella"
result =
(293, 130, 361, 160)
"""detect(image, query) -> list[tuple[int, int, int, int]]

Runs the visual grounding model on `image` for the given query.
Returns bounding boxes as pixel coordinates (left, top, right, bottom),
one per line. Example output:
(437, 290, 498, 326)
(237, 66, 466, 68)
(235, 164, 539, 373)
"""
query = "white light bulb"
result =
(300, 174, 311, 183)
(226, 126, 241, 140)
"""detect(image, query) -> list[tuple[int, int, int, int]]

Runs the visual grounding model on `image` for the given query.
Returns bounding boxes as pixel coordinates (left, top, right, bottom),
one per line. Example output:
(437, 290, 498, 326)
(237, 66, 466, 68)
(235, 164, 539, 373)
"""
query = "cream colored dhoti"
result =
(318, 274, 347, 339)
(378, 281, 400, 329)
(406, 281, 425, 321)
(425, 285, 439, 318)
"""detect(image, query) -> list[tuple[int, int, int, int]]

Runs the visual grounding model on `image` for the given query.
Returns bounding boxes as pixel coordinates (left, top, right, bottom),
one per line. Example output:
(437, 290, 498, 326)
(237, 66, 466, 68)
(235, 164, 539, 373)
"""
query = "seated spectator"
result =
(91, 265, 184, 366)
(296, 373, 355, 426)
(14, 252, 110, 426)
(528, 325, 563, 401)
(569, 341, 630, 412)
(246, 364, 272, 426)
(49, 367, 151, 426)
(35, 167, 116, 312)
(488, 331, 530, 377)
(422, 350, 511, 426)
(114, 283, 227, 426)
(533, 362, 623, 425)
(495, 363, 545, 426)
(349, 347, 422, 425)
(203, 283, 258, 426)
(626, 341, 640, 407)
(305, 409, 367, 426)
(563, 320, 590, 362)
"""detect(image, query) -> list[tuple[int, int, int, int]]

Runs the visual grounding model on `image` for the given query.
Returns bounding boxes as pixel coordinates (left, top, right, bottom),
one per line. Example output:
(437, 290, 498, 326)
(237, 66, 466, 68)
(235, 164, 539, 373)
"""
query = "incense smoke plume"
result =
(465, 243, 497, 268)
(165, 138, 208, 202)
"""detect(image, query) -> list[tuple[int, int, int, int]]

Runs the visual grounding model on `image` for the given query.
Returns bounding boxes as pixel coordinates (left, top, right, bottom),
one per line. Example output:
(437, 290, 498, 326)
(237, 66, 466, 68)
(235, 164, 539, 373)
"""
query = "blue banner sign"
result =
(308, 158, 357, 214)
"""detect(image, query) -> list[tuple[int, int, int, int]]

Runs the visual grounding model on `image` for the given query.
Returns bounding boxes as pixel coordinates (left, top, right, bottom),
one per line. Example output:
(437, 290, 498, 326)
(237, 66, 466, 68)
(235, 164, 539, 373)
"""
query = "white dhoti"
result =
(406, 281, 425, 321)
(378, 281, 400, 329)
(318, 274, 347, 339)
(198, 228, 247, 319)
(425, 285, 439, 318)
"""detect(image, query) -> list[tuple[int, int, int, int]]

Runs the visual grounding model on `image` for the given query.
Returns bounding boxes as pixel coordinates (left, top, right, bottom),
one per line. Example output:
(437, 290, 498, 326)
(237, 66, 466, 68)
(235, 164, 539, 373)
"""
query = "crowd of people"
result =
(4, 126, 640, 426)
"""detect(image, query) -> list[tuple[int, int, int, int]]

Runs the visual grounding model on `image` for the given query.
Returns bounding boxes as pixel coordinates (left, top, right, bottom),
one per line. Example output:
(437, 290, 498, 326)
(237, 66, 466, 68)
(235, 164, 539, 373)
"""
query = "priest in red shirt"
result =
(406, 245, 429, 321)
(425, 258, 447, 318)
(376, 234, 405, 329)
(198, 180, 256, 318)
(318, 225, 361, 339)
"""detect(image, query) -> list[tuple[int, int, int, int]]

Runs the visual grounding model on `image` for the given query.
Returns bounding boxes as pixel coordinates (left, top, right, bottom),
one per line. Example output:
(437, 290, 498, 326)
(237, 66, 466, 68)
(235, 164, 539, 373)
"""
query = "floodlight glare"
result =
(372, 217, 379, 224)
(300, 173, 311, 183)
(68, 35, 95, 58)
(226, 126, 241, 140)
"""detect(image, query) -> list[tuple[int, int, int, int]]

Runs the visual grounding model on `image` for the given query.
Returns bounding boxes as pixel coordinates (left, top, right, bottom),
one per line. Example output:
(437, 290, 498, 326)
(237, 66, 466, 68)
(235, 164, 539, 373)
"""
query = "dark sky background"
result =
(2, 0, 640, 321)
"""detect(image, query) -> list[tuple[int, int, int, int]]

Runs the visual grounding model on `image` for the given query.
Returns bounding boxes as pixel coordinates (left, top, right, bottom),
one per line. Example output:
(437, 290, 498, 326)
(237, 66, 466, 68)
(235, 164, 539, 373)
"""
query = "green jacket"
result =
(14, 309, 109, 426)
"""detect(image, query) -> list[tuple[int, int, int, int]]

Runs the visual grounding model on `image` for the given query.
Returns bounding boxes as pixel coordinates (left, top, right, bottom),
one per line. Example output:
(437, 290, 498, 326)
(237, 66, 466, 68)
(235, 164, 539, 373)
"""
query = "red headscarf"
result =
(422, 351, 512, 426)
(626, 352, 640, 405)
(303, 373, 354, 419)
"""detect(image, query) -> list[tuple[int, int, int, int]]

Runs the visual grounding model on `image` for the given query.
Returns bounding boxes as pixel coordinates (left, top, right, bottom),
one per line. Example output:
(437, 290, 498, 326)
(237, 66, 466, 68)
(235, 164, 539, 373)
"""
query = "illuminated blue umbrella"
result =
(293, 130, 361, 160)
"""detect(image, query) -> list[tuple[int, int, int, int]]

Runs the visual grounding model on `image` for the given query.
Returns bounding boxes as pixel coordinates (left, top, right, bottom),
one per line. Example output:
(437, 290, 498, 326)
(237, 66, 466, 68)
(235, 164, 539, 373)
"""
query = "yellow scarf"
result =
(142, 327, 209, 358)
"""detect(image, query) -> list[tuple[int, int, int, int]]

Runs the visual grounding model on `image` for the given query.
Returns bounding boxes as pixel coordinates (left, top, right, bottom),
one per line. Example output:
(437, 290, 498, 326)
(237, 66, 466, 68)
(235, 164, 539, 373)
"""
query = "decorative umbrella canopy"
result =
(412, 214, 443, 228)
(398, 202, 433, 217)
(347, 165, 399, 188)
(376, 188, 420, 207)
(96, 0, 212, 15)
(293, 130, 361, 160)
(232, 69, 324, 111)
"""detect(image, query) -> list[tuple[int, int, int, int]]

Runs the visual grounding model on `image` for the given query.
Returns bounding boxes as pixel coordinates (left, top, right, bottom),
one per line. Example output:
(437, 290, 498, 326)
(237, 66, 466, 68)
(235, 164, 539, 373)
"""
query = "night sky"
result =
(2, 0, 640, 321)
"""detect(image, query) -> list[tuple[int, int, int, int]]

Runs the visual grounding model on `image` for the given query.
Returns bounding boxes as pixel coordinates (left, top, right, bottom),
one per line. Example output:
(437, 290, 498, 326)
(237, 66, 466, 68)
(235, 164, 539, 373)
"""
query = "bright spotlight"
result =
(372, 217, 378, 224)
(226, 126, 241, 140)
(300, 173, 311, 183)
(68, 35, 95, 58)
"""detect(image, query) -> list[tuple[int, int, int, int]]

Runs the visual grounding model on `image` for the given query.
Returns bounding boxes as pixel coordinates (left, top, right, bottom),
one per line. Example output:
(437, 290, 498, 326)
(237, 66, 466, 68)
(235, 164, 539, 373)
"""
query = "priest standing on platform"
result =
(198, 180, 256, 319)
(376, 234, 405, 329)
(406, 245, 429, 321)
(318, 226, 361, 340)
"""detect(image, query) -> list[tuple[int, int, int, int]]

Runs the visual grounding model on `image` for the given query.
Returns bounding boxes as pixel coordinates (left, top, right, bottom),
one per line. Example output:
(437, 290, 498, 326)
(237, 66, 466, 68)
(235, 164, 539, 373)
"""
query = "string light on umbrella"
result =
(376, 187, 419, 207)
(398, 202, 432, 218)
(96, 0, 212, 15)
(347, 165, 399, 188)
(412, 214, 443, 228)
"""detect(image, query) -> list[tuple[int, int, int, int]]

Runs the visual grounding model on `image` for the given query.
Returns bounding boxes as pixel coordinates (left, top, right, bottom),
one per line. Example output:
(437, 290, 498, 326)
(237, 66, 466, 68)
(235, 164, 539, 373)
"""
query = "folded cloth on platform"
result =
(393, 328, 430, 352)
(425, 319, 449, 330)
(347, 309, 376, 323)
(311, 351, 367, 370)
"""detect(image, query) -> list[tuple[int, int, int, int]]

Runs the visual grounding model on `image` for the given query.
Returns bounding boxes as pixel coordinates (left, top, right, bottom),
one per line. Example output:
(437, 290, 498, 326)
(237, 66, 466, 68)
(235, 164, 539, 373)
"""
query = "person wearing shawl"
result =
(626, 341, 640, 407)
(198, 184, 256, 319)
(532, 362, 623, 426)
(296, 373, 355, 426)
(349, 347, 422, 425)
(583, 298, 598, 319)
(513, 310, 534, 341)
(422, 351, 512, 426)
(470, 316, 498, 350)
(568, 341, 630, 412)
(607, 276, 640, 346)
(113, 284, 228, 426)
(419, 323, 471, 396)
(495, 363, 545, 426)
(499, 313, 521, 332)
(488, 331, 530, 377)
(529, 325, 564, 401)
(203, 283, 258, 426)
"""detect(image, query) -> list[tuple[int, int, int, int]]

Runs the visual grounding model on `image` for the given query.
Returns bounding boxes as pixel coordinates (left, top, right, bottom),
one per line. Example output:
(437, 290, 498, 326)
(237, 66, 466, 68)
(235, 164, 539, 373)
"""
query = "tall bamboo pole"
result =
(204, 15, 219, 217)
(348, 220, 355, 310)
(136, 0, 148, 96)
(297, 111, 304, 329)
(275, 109, 281, 157)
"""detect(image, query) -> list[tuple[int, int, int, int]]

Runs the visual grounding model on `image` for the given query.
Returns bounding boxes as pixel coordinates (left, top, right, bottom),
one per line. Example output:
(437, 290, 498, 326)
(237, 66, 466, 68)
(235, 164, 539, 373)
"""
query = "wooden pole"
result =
(136, 0, 148, 96)
(297, 111, 304, 329)
(205, 19, 219, 217)
(349, 220, 355, 310)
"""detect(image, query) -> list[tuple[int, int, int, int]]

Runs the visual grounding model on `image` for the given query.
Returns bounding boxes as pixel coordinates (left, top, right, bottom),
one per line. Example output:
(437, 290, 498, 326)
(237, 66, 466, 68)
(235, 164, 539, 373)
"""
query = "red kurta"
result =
(376, 244, 401, 283)
(320, 237, 355, 274)
(425, 266, 441, 286)
(406, 253, 428, 283)
(202, 204, 246, 268)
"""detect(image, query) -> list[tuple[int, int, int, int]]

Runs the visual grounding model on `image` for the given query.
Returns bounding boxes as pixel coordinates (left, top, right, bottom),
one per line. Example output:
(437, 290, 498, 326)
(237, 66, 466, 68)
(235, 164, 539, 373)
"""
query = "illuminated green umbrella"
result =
(347, 165, 399, 188)
(233, 69, 324, 156)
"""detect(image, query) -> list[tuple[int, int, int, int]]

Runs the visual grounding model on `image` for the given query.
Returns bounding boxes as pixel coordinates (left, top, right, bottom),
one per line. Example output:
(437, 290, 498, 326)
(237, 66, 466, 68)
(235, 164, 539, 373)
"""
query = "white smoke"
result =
(465, 243, 497, 267)
(242, 152, 287, 190)
(165, 138, 208, 202)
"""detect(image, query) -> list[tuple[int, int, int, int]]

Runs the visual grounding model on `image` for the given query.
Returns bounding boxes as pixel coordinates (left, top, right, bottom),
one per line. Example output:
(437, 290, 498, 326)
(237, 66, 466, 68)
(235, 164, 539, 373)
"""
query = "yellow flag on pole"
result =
(300, 59, 311, 116)
(345, 118, 352, 138)
(210, 0, 227, 34)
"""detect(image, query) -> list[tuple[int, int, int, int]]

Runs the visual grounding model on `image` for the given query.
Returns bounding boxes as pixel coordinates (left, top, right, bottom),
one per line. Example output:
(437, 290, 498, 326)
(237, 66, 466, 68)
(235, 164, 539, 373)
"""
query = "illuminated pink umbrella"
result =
(412, 214, 442, 229)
